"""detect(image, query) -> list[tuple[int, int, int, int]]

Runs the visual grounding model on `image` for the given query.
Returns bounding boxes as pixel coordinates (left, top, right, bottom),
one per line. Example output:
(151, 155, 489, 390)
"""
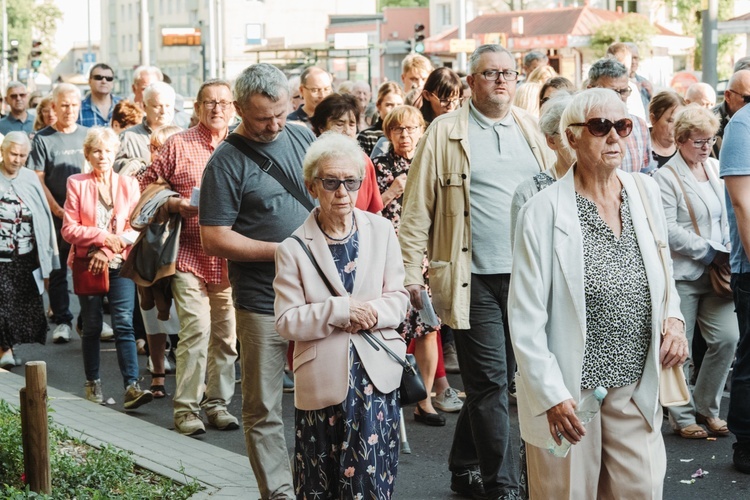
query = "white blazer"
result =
(653, 153, 729, 281)
(274, 208, 410, 411)
(508, 167, 683, 449)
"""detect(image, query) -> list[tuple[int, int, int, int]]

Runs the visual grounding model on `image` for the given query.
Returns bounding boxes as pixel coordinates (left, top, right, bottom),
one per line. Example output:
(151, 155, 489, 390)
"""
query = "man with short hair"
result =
(200, 63, 316, 500)
(287, 75, 303, 114)
(399, 44, 553, 500)
(522, 50, 547, 76)
(606, 42, 647, 121)
(401, 53, 433, 92)
(139, 79, 238, 437)
(77, 63, 122, 127)
(0, 82, 33, 136)
(685, 82, 717, 109)
(352, 80, 372, 130)
(130, 65, 164, 111)
(712, 69, 750, 157)
(27, 84, 89, 343)
(626, 42, 654, 111)
(114, 81, 176, 172)
(735, 56, 750, 73)
(287, 66, 332, 129)
(587, 58, 651, 173)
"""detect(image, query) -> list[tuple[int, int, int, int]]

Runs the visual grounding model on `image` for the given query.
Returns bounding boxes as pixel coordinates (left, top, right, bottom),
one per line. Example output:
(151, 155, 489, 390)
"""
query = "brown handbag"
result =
(666, 165, 732, 299)
(72, 252, 109, 296)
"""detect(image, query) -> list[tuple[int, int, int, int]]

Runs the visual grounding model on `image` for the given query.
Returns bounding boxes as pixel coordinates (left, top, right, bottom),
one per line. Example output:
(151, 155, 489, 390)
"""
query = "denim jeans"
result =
(730, 273, 750, 443)
(449, 273, 518, 497)
(49, 219, 73, 325)
(79, 267, 138, 388)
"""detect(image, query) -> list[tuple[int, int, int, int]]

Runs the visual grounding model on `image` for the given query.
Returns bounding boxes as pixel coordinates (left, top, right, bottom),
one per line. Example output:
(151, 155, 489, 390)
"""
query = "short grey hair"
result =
(52, 83, 81, 101)
(560, 88, 628, 150)
(83, 127, 121, 157)
(5, 81, 25, 96)
(734, 57, 750, 73)
(588, 58, 628, 86)
(539, 93, 573, 137)
(469, 44, 515, 74)
(133, 65, 164, 84)
(1, 131, 30, 151)
(303, 132, 365, 184)
(143, 81, 175, 105)
(234, 63, 289, 105)
(195, 78, 231, 103)
(523, 50, 547, 70)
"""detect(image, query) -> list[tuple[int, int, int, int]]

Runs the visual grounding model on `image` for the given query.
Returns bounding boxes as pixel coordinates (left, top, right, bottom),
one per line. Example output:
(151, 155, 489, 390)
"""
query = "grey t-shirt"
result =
(199, 125, 316, 314)
(27, 125, 89, 207)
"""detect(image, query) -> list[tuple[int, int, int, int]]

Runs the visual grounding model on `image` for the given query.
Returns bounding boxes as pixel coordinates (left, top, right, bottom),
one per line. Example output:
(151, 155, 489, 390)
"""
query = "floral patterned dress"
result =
(293, 230, 401, 500)
(373, 149, 439, 340)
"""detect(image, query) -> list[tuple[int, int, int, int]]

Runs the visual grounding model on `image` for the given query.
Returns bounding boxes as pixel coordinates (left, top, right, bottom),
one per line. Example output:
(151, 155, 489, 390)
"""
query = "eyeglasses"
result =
(474, 69, 519, 82)
(202, 100, 233, 110)
(610, 87, 632, 97)
(568, 118, 633, 138)
(727, 89, 750, 104)
(315, 177, 362, 192)
(304, 86, 332, 96)
(691, 137, 717, 148)
(8, 93, 27, 99)
(92, 75, 115, 82)
(430, 92, 460, 108)
(390, 125, 420, 135)
(292, 95, 302, 100)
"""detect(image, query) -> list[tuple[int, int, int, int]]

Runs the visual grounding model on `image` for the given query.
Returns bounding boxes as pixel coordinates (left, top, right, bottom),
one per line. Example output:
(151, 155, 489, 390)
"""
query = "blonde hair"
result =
(33, 95, 55, 132)
(150, 125, 182, 150)
(674, 105, 720, 145)
(402, 54, 433, 75)
(383, 105, 425, 139)
(83, 127, 121, 157)
(513, 82, 542, 118)
(526, 65, 558, 85)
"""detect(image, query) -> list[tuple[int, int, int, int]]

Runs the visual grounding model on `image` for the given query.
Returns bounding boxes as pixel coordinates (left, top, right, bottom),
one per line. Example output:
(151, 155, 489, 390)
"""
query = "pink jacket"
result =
(61, 172, 140, 268)
(274, 209, 410, 411)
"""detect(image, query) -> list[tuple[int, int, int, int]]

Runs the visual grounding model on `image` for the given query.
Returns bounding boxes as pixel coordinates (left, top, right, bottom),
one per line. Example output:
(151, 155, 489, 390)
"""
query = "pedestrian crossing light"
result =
(8, 39, 19, 64)
(413, 23, 425, 54)
(30, 40, 42, 70)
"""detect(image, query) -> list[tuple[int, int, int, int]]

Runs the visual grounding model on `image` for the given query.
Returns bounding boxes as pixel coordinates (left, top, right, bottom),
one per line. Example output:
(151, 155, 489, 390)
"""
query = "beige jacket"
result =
(398, 103, 554, 329)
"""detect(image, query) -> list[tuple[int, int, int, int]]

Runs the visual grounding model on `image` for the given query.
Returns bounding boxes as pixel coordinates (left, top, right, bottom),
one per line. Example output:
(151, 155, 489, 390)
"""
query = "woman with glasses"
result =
(509, 89, 688, 497)
(273, 132, 409, 498)
(653, 105, 738, 440)
(649, 91, 685, 170)
(419, 67, 463, 125)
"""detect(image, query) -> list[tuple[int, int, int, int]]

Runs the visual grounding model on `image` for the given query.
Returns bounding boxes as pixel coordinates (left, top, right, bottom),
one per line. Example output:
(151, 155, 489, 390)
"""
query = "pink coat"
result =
(61, 171, 140, 268)
(274, 209, 410, 411)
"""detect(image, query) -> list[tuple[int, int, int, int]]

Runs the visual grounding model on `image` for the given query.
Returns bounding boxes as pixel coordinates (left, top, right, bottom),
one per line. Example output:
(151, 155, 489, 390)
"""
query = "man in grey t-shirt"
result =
(27, 83, 88, 344)
(199, 63, 314, 499)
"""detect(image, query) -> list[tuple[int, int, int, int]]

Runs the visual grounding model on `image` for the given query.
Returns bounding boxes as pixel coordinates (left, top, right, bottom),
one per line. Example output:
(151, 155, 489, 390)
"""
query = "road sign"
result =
(162, 27, 201, 46)
(83, 52, 96, 63)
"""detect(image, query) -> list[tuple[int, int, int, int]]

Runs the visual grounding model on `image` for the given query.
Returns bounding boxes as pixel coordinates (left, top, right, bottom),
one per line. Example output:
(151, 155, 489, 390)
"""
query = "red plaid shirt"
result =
(140, 123, 227, 283)
(620, 114, 651, 173)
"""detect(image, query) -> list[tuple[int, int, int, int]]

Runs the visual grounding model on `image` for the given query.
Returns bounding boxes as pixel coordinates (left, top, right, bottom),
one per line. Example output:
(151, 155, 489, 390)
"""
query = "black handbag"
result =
(289, 235, 426, 405)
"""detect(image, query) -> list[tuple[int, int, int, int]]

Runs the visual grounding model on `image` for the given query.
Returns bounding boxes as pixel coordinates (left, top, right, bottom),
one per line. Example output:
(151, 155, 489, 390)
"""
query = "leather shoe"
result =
(414, 404, 445, 426)
(451, 467, 485, 499)
(734, 442, 750, 474)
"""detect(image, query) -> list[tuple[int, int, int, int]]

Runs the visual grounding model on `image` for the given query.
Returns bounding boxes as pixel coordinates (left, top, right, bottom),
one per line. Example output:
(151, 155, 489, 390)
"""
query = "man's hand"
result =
(546, 399, 585, 446)
(660, 317, 688, 368)
(103, 234, 124, 253)
(176, 198, 198, 218)
(405, 284, 424, 310)
(88, 250, 109, 275)
(348, 299, 378, 333)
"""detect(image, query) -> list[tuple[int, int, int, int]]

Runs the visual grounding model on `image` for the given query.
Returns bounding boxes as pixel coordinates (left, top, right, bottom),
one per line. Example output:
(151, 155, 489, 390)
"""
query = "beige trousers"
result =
(236, 308, 294, 500)
(526, 382, 666, 500)
(171, 270, 237, 416)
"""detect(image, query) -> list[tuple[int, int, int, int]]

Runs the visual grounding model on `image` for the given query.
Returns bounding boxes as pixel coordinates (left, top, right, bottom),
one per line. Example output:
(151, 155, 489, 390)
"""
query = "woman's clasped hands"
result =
(347, 299, 378, 333)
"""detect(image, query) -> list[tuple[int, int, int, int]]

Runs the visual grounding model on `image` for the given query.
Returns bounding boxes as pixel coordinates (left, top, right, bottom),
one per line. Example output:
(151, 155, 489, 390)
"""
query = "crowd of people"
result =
(1, 42, 750, 500)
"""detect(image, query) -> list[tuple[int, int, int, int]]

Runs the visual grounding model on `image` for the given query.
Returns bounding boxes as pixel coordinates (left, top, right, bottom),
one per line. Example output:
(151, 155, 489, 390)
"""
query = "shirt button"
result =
(446, 178, 451, 185)
(464, 211, 469, 217)
(462, 247, 468, 252)
(461, 174, 467, 179)
(462, 283, 468, 287)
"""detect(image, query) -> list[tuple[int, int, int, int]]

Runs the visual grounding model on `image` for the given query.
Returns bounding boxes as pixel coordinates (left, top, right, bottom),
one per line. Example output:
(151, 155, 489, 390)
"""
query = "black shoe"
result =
(451, 467, 485, 499)
(734, 442, 750, 474)
(414, 404, 446, 426)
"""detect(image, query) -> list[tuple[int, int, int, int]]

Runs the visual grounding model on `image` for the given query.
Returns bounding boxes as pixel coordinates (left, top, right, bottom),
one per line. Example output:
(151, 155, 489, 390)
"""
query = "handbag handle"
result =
(665, 165, 701, 236)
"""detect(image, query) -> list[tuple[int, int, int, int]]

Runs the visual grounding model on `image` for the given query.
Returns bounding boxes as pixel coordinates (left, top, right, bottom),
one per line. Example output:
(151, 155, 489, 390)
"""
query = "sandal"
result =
(150, 373, 166, 399)
(677, 424, 708, 439)
(697, 414, 730, 436)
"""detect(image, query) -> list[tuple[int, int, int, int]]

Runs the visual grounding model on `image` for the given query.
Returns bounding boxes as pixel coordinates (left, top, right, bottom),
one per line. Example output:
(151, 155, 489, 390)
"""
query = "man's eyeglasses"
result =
(92, 75, 115, 82)
(727, 89, 750, 104)
(202, 100, 233, 110)
(430, 92, 460, 108)
(474, 69, 519, 82)
(304, 86, 332, 96)
(568, 118, 633, 138)
(8, 93, 27, 99)
(610, 87, 632, 97)
(390, 125, 420, 135)
(691, 137, 717, 149)
(315, 177, 362, 192)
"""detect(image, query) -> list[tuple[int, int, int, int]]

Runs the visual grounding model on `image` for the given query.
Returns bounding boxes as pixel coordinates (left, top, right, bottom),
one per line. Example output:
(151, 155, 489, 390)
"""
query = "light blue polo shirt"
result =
(468, 101, 539, 274)
(720, 104, 750, 274)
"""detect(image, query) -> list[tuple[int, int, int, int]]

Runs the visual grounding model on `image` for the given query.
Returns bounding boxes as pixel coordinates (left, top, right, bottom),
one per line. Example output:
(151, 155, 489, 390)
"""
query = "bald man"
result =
(685, 83, 717, 109)
(713, 70, 750, 157)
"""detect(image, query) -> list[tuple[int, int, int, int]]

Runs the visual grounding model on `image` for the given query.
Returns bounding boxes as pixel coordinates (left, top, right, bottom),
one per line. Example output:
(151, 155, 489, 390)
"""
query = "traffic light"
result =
(413, 23, 425, 54)
(8, 39, 18, 64)
(30, 40, 42, 70)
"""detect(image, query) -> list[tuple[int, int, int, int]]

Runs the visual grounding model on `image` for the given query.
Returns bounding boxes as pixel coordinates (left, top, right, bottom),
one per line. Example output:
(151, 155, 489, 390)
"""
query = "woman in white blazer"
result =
(653, 105, 739, 439)
(509, 89, 688, 499)
(273, 133, 409, 500)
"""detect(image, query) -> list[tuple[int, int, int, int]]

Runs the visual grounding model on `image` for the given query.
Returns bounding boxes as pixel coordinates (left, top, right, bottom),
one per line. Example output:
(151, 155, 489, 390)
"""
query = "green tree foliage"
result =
(674, 0, 735, 79)
(590, 14, 658, 57)
(6, 0, 62, 74)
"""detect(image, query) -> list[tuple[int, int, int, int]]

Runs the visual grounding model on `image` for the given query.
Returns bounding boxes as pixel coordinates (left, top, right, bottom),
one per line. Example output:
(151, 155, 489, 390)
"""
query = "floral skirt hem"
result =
(0, 251, 47, 350)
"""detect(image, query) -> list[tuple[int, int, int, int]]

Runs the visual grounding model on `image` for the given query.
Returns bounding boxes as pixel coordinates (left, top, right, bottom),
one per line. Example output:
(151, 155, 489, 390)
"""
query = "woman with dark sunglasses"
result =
(509, 88, 688, 498)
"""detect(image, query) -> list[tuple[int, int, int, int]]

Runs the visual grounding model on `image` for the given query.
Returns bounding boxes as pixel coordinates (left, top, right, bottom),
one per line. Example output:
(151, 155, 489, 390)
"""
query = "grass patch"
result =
(0, 399, 202, 499)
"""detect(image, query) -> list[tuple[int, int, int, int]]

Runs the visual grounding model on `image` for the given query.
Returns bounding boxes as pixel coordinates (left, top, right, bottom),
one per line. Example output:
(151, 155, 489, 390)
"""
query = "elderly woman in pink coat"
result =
(273, 132, 409, 499)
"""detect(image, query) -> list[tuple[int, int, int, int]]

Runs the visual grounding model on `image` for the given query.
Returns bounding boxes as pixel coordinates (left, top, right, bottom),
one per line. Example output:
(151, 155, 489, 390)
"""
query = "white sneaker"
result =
(100, 322, 114, 341)
(52, 324, 72, 344)
(434, 387, 464, 413)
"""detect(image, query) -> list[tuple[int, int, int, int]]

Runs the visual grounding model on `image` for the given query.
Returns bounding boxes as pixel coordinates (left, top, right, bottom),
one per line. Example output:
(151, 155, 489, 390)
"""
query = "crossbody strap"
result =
(665, 165, 701, 236)
(225, 134, 315, 212)
(290, 235, 337, 297)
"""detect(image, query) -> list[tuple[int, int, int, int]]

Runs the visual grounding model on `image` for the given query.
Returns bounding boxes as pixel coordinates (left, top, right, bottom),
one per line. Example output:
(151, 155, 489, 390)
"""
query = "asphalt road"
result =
(5, 290, 750, 499)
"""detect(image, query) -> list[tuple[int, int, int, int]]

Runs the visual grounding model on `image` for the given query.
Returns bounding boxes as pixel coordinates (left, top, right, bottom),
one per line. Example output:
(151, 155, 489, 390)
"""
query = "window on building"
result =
(168, 0, 173, 14)
(129, 34, 134, 52)
(120, 4, 125, 19)
(121, 35, 126, 52)
(438, 3, 452, 26)
(128, 3, 132, 20)
(159, 0, 164, 15)
(615, 0, 637, 13)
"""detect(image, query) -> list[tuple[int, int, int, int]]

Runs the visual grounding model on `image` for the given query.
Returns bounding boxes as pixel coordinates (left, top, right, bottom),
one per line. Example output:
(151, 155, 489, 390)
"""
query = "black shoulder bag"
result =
(289, 235, 427, 405)
(225, 133, 315, 212)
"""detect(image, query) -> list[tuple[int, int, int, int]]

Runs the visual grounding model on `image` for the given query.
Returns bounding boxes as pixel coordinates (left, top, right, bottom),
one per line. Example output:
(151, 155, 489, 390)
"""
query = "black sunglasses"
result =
(568, 118, 633, 138)
(315, 177, 362, 192)
(92, 75, 115, 82)
(728, 89, 750, 104)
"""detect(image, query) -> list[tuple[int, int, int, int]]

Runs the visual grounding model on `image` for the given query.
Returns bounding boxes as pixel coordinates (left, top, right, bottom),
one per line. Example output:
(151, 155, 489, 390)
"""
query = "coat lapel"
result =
(350, 210, 370, 297)
(302, 210, 350, 298)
